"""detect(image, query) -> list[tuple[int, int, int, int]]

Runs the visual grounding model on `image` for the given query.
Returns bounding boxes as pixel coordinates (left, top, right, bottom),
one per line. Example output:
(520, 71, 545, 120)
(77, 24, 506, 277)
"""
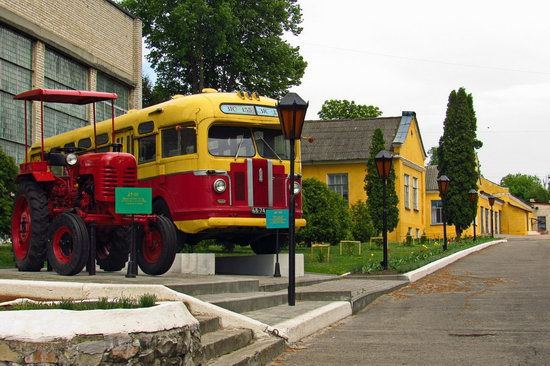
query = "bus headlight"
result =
(213, 179, 227, 193)
(66, 153, 78, 166)
(293, 181, 301, 195)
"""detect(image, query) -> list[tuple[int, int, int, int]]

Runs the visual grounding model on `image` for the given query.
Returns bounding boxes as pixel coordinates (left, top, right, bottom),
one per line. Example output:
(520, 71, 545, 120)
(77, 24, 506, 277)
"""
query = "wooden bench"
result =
(339, 240, 362, 255)
(311, 242, 331, 263)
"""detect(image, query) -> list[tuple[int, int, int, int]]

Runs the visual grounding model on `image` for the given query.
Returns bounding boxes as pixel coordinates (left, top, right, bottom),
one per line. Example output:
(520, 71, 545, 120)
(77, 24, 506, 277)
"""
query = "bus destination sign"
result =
(221, 104, 278, 117)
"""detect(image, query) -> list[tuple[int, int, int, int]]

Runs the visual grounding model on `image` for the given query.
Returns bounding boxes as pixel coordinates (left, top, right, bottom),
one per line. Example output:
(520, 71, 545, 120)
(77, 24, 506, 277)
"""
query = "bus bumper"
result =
(174, 218, 307, 234)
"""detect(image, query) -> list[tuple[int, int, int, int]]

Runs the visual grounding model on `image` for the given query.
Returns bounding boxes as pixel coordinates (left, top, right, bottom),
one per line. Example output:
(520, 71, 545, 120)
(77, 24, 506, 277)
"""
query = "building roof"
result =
(426, 165, 439, 191)
(301, 116, 402, 163)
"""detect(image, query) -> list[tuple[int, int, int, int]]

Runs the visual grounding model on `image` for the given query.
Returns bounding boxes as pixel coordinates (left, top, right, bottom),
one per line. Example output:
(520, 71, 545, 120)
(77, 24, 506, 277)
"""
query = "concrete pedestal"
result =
(215, 254, 304, 277)
(120, 253, 215, 275)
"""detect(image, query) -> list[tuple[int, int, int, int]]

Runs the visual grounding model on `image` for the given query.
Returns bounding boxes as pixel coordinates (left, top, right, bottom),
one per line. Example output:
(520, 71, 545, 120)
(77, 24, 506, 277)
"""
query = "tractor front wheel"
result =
(97, 227, 130, 272)
(47, 213, 89, 276)
(137, 215, 177, 275)
(11, 181, 49, 271)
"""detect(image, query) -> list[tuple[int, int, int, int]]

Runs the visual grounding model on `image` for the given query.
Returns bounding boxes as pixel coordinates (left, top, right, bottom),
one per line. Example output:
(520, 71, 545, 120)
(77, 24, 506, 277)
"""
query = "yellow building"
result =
(301, 111, 427, 242)
(301, 112, 534, 241)
(424, 166, 535, 238)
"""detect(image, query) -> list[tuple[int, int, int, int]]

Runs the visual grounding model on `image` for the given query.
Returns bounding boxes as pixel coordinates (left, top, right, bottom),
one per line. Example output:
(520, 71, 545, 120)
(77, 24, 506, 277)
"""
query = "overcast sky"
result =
(143, 0, 550, 184)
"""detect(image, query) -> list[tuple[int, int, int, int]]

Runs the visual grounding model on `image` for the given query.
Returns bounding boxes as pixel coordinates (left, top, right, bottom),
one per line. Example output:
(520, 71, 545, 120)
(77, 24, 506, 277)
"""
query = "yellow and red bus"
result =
(31, 89, 305, 253)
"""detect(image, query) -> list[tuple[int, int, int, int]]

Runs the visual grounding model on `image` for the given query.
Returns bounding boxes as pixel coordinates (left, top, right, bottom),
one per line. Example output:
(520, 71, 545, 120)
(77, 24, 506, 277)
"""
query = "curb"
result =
(272, 301, 352, 343)
(403, 239, 507, 283)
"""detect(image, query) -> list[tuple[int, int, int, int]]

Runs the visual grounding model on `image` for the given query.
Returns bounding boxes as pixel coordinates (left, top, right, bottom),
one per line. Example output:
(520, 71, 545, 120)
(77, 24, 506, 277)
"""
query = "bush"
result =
(298, 178, 351, 245)
(0, 148, 17, 238)
(350, 200, 374, 243)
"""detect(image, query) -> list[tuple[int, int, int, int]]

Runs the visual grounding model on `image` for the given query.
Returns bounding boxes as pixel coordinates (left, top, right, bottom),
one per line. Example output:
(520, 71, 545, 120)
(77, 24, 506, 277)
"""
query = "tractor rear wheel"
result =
(137, 215, 177, 275)
(47, 213, 89, 276)
(97, 227, 130, 272)
(11, 181, 49, 271)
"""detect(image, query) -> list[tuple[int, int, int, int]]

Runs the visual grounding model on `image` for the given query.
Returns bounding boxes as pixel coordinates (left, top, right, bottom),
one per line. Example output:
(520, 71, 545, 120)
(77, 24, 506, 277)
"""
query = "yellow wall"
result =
(302, 162, 367, 204)
(302, 116, 427, 243)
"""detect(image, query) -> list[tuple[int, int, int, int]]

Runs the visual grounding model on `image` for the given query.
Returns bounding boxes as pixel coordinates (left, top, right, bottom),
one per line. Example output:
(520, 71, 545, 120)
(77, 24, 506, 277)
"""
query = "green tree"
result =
(297, 178, 351, 245)
(500, 173, 550, 203)
(122, 0, 307, 97)
(427, 146, 439, 166)
(437, 87, 480, 237)
(0, 147, 17, 238)
(364, 129, 399, 234)
(142, 75, 168, 107)
(350, 200, 374, 243)
(318, 99, 382, 120)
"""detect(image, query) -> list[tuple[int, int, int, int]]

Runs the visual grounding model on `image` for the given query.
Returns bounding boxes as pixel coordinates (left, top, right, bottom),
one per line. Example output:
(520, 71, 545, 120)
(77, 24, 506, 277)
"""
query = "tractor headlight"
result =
(66, 153, 78, 166)
(293, 181, 301, 195)
(213, 179, 226, 193)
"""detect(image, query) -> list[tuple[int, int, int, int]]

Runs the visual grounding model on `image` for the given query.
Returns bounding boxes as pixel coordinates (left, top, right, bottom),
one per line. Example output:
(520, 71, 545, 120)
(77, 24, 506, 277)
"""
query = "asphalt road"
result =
(273, 236, 550, 366)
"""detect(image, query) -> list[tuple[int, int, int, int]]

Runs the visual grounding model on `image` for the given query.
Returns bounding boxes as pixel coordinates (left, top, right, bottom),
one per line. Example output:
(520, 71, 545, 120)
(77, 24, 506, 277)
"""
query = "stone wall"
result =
(0, 325, 203, 366)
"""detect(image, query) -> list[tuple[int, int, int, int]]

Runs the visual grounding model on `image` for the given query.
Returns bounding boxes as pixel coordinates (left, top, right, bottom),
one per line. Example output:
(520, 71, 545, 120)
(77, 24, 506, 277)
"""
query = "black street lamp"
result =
(488, 195, 496, 238)
(437, 175, 450, 251)
(277, 92, 308, 307)
(468, 189, 478, 241)
(374, 150, 393, 270)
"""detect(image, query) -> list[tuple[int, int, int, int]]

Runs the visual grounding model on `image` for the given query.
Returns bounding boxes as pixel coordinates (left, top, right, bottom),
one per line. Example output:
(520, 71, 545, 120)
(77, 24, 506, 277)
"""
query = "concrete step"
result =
(201, 328, 254, 362)
(166, 278, 260, 296)
(207, 336, 286, 366)
(197, 292, 288, 313)
(196, 314, 222, 335)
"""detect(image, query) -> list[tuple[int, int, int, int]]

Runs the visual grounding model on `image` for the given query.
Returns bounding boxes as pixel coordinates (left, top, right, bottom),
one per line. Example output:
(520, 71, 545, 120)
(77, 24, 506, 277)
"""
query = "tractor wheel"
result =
(11, 181, 49, 271)
(47, 213, 89, 276)
(97, 227, 130, 272)
(137, 215, 177, 275)
(153, 199, 185, 253)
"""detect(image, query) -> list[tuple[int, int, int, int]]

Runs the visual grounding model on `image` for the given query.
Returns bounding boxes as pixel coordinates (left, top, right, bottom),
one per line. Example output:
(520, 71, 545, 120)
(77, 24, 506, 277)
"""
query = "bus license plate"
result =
(251, 207, 266, 215)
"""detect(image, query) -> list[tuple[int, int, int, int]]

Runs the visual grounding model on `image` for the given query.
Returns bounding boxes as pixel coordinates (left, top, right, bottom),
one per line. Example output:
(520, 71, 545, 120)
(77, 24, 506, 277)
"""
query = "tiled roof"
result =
(301, 117, 401, 163)
(426, 165, 440, 191)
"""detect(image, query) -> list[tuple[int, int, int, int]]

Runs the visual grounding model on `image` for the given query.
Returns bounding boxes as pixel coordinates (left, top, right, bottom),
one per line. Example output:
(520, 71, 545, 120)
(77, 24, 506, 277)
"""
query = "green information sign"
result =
(266, 209, 289, 229)
(115, 187, 152, 214)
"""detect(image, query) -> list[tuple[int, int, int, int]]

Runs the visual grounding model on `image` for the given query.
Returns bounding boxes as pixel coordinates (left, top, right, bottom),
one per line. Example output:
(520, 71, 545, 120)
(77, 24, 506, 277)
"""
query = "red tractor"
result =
(10, 89, 177, 276)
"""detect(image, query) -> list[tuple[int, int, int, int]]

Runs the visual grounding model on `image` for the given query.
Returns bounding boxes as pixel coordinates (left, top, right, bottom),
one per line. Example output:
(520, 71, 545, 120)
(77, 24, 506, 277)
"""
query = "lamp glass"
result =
(468, 189, 478, 203)
(437, 175, 450, 195)
(375, 150, 393, 180)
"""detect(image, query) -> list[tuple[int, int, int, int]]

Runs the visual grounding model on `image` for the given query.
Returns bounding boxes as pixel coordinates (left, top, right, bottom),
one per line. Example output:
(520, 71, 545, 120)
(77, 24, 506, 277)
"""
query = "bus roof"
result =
(14, 88, 118, 104)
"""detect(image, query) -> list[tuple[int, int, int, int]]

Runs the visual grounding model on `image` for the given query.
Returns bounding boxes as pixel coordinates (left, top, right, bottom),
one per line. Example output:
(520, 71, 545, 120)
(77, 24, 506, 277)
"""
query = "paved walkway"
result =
(273, 237, 550, 365)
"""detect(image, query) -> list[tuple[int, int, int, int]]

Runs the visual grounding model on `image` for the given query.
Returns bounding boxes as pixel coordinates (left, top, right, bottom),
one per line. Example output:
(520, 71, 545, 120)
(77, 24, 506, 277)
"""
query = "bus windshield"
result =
(253, 128, 289, 160)
(208, 125, 289, 160)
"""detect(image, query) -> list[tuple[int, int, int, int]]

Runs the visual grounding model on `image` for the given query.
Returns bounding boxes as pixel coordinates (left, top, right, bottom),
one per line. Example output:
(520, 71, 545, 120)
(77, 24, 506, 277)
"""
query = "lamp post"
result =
(488, 195, 495, 238)
(374, 150, 393, 270)
(277, 92, 308, 306)
(437, 175, 450, 251)
(468, 189, 478, 241)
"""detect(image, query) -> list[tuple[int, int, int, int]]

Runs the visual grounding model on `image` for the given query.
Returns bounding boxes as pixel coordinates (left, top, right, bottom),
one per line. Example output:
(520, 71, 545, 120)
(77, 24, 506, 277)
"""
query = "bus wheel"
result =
(11, 181, 49, 271)
(138, 216, 177, 275)
(97, 227, 130, 272)
(47, 213, 89, 276)
(250, 234, 284, 255)
(153, 199, 184, 252)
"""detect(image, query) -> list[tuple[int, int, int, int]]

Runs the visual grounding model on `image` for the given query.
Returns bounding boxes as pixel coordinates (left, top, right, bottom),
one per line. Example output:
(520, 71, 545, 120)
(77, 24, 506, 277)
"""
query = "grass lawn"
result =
(197, 237, 495, 275)
(0, 245, 14, 269)
(301, 237, 495, 275)
(0, 294, 157, 311)
(0, 237, 497, 276)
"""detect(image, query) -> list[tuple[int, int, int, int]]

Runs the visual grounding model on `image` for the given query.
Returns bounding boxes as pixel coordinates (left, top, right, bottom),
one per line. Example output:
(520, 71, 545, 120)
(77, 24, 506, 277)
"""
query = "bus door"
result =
(115, 128, 134, 155)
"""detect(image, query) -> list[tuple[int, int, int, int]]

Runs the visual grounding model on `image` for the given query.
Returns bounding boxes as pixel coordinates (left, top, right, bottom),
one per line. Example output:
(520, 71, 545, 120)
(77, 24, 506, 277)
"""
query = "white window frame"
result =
(431, 200, 443, 224)
(413, 177, 418, 210)
(327, 173, 349, 202)
(404, 174, 410, 209)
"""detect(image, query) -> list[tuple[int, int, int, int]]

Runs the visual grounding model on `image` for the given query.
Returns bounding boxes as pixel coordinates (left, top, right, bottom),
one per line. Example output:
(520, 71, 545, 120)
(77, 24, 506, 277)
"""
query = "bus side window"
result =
(138, 135, 156, 164)
(162, 126, 196, 158)
(126, 135, 133, 154)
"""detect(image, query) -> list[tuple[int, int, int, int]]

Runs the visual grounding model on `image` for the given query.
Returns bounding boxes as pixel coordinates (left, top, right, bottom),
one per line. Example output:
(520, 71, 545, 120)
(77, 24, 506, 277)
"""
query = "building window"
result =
(431, 200, 443, 224)
(416, 228, 420, 238)
(328, 173, 348, 202)
(480, 208, 484, 234)
(413, 177, 418, 210)
(0, 25, 32, 163)
(44, 48, 88, 138)
(96, 72, 130, 121)
(485, 208, 490, 234)
(404, 174, 410, 209)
